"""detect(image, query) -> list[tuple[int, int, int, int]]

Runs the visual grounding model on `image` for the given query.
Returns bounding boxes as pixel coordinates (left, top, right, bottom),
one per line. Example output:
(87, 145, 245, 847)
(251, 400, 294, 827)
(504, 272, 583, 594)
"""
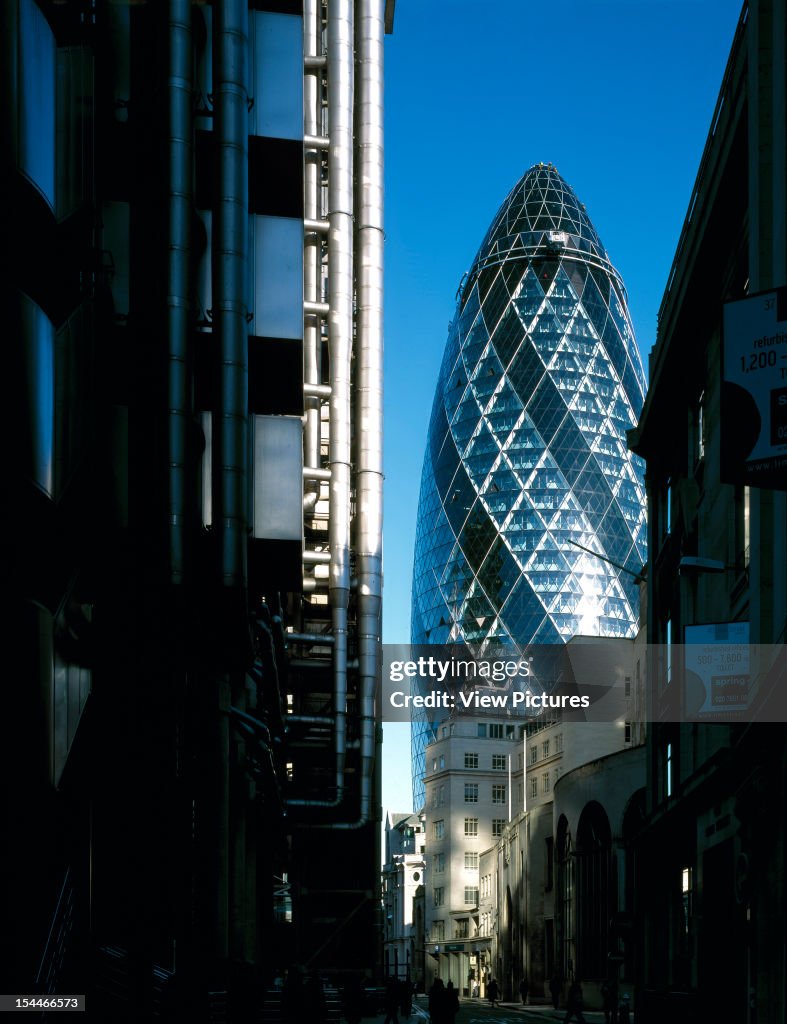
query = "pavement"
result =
(359, 997, 622, 1024)
(413, 995, 613, 1022)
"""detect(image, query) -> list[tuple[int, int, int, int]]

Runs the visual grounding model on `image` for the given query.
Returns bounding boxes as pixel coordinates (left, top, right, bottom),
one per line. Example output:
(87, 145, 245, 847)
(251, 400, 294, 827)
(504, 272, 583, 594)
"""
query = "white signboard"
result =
(684, 622, 750, 716)
(722, 288, 787, 487)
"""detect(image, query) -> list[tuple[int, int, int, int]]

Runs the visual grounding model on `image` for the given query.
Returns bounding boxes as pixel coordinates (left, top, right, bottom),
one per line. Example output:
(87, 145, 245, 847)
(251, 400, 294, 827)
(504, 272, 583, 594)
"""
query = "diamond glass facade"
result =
(410, 164, 647, 808)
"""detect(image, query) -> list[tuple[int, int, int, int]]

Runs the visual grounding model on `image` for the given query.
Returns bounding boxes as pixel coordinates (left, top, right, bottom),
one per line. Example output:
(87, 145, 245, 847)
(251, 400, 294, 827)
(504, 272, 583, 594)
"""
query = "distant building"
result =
(382, 813, 426, 985)
(627, 3, 786, 1022)
(410, 162, 648, 808)
(422, 713, 524, 993)
(478, 630, 646, 1005)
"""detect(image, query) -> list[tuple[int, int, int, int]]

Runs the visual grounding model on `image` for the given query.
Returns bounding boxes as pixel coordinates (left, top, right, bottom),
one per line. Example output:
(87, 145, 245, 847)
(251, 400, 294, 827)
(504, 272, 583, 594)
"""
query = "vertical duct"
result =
(327, 0, 355, 797)
(351, 0, 385, 827)
(211, 0, 249, 966)
(212, 0, 249, 595)
(303, 0, 322, 513)
(290, 0, 386, 829)
(167, 0, 193, 584)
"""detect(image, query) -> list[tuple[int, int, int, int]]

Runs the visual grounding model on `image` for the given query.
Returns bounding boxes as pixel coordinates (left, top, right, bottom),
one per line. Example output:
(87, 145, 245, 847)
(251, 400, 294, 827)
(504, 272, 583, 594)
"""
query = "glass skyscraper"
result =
(410, 163, 647, 808)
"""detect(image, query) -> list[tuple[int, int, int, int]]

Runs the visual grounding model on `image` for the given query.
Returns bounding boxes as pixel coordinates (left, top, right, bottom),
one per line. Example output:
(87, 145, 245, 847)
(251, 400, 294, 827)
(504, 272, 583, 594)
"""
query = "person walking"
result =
(563, 979, 587, 1024)
(445, 980, 459, 1023)
(487, 978, 499, 1009)
(518, 977, 529, 1005)
(428, 977, 447, 1024)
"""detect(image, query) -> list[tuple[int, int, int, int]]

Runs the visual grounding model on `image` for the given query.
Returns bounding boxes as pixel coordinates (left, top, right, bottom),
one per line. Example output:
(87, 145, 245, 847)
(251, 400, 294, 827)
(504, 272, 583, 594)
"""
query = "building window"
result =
(666, 742, 673, 798)
(464, 887, 479, 906)
(465, 752, 479, 769)
(489, 723, 504, 738)
(477, 723, 487, 738)
(666, 618, 673, 686)
(492, 785, 506, 804)
(736, 485, 751, 572)
(681, 866, 693, 945)
(440, 754, 445, 769)
(492, 819, 505, 837)
(434, 819, 445, 840)
(439, 784, 446, 805)
(624, 676, 631, 697)
(464, 818, 478, 836)
(542, 739, 550, 758)
(696, 392, 705, 464)
(542, 772, 550, 794)
(465, 784, 479, 803)
(664, 481, 672, 537)
(432, 920, 445, 941)
(434, 853, 445, 873)
(624, 721, 632, 744)
(465, 852, 479, 870)
(455, 918, 469, 939)
(530, 745, 538, 765)
(545, 836, 554, 891)
(506, 724, 515, 739)
(492, 754, 506, 771)
(529, 777, 538, 798)
(433, 887, 444, 907)
(556, 733, 563, 753)
(432, 758, 437, 772)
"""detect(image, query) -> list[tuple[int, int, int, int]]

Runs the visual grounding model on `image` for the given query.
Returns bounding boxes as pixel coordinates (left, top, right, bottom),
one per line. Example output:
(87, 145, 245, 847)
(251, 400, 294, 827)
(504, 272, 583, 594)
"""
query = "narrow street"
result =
(399, 995, 611, 1024)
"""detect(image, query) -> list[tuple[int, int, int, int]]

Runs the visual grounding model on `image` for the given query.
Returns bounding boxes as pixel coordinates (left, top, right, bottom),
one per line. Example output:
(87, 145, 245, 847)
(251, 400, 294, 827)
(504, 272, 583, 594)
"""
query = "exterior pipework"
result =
(212, 0, 249, 591)
(332, 0, 386, 830)
(303, 0, 322, 515)
(327, 0, 355, 800)
(167, 0, 193, 585)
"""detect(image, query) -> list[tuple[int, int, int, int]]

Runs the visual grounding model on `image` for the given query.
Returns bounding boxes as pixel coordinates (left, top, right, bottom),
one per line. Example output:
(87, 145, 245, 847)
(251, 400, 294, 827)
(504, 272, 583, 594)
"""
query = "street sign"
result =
(721, 287, 787, 488)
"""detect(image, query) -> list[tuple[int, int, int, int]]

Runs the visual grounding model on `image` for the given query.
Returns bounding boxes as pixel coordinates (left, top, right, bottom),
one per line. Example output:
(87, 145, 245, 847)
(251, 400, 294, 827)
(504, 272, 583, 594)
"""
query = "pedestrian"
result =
(428, 977, 447, 1024)
(563, 979, 587, 1024)
(549, 971, 561, 1010)
(518, 977, 529, 1005)
(445, 980, 459, 1023)
(384, 977, 401, 1024)
(487, 978, 499, 1009)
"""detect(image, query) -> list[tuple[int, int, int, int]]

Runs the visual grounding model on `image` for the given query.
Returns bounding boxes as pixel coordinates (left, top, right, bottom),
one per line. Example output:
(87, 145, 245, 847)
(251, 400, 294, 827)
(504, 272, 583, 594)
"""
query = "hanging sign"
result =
(721, 287, 787, 489)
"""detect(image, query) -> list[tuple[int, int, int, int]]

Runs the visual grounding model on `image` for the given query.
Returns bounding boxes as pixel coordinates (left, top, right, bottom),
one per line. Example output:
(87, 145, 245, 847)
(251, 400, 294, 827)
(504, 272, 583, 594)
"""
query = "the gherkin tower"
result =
(410, 163, 647, 808)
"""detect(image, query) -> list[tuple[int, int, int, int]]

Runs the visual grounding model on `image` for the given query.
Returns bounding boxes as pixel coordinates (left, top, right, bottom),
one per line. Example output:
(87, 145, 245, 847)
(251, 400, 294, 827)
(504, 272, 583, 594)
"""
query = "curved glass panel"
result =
(410, 164, 647, 808)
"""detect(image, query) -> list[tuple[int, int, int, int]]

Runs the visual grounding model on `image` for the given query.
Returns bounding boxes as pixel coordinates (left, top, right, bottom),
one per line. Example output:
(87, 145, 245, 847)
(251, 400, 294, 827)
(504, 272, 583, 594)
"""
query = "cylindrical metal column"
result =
(212, 0, 249, 594)
(327, 0, 355, 797)
(211, 0, 249, 968)
(167, 0, 193, 585)
(303, 0, 323, 514)
(352, 0, 385, 826)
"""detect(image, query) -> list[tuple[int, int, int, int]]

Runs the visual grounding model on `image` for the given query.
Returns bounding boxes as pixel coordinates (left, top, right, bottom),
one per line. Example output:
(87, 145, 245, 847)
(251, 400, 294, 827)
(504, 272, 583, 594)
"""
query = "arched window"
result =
(576, 802, 612, 979)
(556, 815, 574, 980)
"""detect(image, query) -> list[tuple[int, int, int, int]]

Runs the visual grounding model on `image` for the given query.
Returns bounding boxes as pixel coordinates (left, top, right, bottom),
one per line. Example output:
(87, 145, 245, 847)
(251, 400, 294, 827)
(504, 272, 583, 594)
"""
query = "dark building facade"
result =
(628, 2, 786, 1021)
(1, 0, 393, 1014)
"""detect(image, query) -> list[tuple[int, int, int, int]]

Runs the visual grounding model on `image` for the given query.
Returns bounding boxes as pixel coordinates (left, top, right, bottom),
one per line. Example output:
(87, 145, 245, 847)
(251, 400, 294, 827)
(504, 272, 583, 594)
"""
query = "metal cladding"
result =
(410, 163, 647, 807)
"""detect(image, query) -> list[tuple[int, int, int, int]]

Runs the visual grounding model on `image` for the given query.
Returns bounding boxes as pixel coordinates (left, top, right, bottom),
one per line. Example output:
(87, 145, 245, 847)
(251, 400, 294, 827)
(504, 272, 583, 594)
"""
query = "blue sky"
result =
(380, 0, 744, 816)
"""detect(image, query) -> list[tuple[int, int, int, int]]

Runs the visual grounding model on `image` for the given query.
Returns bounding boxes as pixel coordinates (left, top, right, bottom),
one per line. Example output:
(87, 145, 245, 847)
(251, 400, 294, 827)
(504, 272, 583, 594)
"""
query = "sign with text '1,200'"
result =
(721, 287, 787, 489)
